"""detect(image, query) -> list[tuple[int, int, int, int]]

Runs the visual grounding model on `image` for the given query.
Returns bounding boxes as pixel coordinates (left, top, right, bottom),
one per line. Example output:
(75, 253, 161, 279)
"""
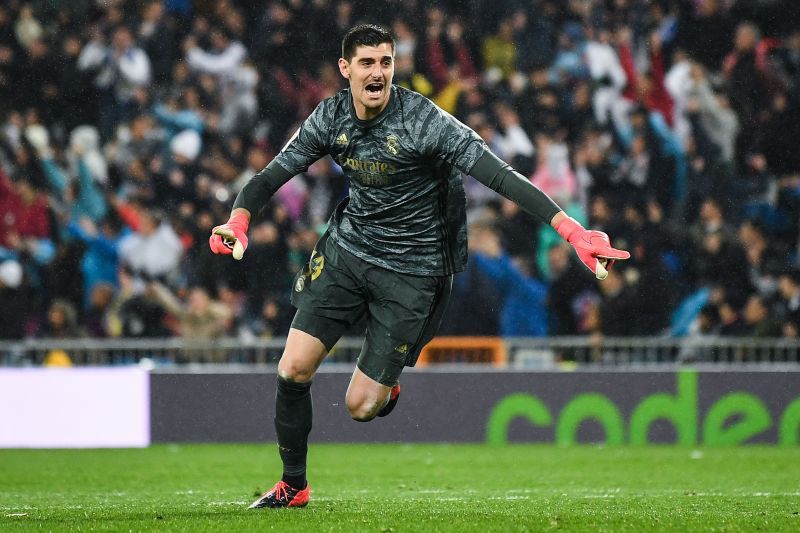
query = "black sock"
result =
(275, 376, 312, 490)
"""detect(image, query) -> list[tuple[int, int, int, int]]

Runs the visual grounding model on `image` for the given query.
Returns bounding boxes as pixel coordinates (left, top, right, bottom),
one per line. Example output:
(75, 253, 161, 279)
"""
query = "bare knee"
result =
(277, 328, 328, 383)
(277, 358, 316, 383)
(347, 400, 381, 422)
(346, 392, 388, 422)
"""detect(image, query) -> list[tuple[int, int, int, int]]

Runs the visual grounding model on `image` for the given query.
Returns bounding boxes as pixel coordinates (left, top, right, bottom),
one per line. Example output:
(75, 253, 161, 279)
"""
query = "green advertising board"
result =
(487, 369, 800, 446)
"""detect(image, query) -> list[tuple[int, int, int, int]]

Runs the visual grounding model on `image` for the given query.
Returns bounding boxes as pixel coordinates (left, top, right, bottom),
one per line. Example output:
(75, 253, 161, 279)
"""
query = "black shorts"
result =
(290, 232, 452, 386)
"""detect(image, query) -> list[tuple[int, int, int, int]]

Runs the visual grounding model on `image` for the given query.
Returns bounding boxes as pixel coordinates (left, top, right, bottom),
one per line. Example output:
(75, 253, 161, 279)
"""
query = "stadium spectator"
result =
(35, 299, 84, 339)
(685, 61, 739, 166)
(530, 135, 577, 205)
(494, 102, 535, 172)
(394, 53, 434, 98)
(138, 0, 178, 87)
(118, 208, 182, 281)
(688, 198, 736, 250)
(587, 25, 628, 129)
(0, 172, 52, 273)
(105, 267, 167, 338)
(242, 294, 295, 340)
(78, 24, 151, 140)
(68, 214, 127, 308)
(185, 27, 247, 80)
(13, 4, 42, 51)
(773, 28, 800, 90)
(425, 16, 477, 93)
(83, 282, 115, 338)
(148, 281, 232, 340)
(738, 218, 786, 297)
(675, 0, 734, 70)
(776, 270, 800, 327)
(546, 242, 594, 336)
(468, 218, 549, 337)
(741, 294, 782, 337)
(0, 0, 799, 347)
(593, 267, 638, 337)
(511, 6, 554, 72)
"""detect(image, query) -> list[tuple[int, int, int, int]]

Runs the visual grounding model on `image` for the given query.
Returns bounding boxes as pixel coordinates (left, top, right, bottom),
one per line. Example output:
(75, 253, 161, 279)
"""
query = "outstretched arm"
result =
(209, 98, 331, 260)
(208, 161, 293, 260)
(469, 150, 630, 279)
(469, 150, 561, 225)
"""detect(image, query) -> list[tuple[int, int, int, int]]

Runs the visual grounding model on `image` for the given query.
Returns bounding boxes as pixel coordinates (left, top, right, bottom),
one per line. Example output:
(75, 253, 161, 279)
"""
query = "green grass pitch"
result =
(1, 444, 799, 531)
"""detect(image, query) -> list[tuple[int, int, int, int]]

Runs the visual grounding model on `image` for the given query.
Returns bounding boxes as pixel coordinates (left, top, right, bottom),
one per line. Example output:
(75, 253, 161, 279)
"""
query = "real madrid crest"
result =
(386, 134, 399, 155)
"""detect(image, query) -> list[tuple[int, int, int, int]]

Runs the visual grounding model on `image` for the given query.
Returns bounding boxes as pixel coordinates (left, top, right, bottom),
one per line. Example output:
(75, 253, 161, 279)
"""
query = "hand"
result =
(6, 231, 21, 250)
(79, 216, 98, 237)
(685, 96, 701, 114)
(555, 216, 630, 280)
(649, 31, 662, 52)
(426, 23, 442, 40)
(182, 35, 197, 54)
(209, 211, 250, 260)
(616, 26, 632, 46)
(689, 61, 705, 82)
(446, 22, 463, 42)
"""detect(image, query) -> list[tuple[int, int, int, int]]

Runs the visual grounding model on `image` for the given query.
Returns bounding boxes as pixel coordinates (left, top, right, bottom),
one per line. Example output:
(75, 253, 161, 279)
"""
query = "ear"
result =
(338, 58, 350, 80)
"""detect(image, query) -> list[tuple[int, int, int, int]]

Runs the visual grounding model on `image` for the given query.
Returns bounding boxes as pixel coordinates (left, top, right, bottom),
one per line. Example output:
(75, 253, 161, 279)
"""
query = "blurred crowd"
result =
(1, 0, 800, 348)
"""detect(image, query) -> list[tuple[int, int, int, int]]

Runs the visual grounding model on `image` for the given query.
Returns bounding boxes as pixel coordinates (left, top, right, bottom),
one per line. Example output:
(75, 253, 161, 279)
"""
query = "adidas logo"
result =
(336, 133, 348, 146)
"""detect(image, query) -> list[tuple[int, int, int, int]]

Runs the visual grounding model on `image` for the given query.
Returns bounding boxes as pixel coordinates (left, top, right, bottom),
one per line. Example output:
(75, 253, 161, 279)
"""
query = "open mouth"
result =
(365, 82, 384, 97)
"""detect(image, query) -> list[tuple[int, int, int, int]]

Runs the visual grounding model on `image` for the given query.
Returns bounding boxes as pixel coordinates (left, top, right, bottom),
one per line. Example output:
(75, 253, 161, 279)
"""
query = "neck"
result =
(353, 102, 387, 121)
(352, 90, 390, 121)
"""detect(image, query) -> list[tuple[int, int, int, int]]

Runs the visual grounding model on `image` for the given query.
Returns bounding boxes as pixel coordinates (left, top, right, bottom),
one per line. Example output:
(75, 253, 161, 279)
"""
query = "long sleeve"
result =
(231, 97, 331, 217)
(115, 201, 141, 231)
(618, 43, 638, 101)
(232, 160, 294, 217)
(647, 48, 674, 126)
(149, 281, 186, 318)
(186, 42, 246, 76)
(469, 150, 561, 225)
(425, 37, 449, 90)
(40, 158, 67, 195)
(473, 253, 524, 296)
(454, 40, 478, 80)
(77, 159, 107, 222)
(153, 104, 205, 133)
(474, 253, 550, 337)
(117, 48, 151, 86)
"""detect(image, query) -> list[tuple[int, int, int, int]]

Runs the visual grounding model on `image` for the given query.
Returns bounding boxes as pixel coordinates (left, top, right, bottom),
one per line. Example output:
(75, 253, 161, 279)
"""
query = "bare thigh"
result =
(277, 328, 329, 383)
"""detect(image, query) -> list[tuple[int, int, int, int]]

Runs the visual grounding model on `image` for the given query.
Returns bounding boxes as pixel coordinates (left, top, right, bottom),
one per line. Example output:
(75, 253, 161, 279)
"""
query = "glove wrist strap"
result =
(554, 216, 583, 242)
(227, 212, 250, 233)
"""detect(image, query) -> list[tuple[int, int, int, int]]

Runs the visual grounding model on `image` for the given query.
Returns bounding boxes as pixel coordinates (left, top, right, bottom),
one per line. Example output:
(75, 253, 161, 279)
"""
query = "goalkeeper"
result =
(209, 24, 629, 509)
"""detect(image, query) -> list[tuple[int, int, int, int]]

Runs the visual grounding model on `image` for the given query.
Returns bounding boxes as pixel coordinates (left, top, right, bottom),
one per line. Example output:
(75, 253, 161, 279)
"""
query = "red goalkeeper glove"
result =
(209, 211, 249, 260)
(555, 216, 630, 280)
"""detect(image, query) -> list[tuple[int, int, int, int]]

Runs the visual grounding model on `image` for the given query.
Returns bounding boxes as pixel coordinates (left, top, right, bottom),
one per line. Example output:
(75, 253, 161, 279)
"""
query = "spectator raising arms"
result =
(0, 0, 799, 343)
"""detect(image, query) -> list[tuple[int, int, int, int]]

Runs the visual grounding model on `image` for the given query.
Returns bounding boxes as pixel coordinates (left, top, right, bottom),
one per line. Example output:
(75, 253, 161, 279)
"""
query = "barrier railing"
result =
(417, 336, 507, 367)
(1, 336, 799, 367)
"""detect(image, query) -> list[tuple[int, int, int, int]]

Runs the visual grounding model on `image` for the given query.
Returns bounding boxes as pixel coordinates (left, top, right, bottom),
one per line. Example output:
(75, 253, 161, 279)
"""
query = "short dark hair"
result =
(341, 24, 394, 61)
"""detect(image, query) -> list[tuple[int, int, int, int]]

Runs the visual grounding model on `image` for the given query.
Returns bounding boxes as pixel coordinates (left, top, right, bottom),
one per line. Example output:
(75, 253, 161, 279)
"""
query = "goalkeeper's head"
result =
(339, 24, 395, 120)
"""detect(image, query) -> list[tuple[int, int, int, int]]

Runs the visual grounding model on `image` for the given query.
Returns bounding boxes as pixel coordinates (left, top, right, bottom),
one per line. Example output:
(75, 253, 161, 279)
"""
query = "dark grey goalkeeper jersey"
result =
(273, 85, 485, 276)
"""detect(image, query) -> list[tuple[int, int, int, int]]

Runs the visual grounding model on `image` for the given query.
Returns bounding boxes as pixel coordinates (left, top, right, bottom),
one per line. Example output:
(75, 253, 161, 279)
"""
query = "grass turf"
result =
(1, 445, 799, 531)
